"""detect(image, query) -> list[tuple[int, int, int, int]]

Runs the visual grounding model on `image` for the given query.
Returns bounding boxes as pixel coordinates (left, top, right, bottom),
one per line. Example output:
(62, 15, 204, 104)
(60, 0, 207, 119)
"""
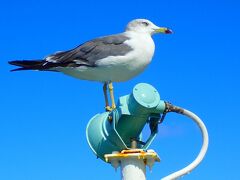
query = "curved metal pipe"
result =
(161, 104, 209, 180)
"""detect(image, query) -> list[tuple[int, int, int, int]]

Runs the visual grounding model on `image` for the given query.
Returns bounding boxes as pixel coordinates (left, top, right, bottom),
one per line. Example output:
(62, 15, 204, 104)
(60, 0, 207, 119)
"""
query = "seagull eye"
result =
(142, 22, 149, 26)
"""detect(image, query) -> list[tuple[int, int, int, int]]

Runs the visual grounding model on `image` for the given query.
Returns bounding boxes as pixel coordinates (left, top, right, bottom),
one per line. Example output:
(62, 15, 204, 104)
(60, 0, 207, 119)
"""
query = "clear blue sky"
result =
(1, 0, 239, 179)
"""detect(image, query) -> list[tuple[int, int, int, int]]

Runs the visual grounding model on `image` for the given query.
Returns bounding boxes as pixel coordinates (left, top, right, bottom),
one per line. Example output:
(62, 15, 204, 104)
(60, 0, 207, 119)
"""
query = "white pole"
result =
(121, 158, 146, 180)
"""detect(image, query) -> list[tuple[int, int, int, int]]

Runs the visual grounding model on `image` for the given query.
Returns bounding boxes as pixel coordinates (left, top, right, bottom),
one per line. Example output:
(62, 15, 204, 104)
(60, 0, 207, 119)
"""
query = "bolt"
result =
(108, 115, 113, 122)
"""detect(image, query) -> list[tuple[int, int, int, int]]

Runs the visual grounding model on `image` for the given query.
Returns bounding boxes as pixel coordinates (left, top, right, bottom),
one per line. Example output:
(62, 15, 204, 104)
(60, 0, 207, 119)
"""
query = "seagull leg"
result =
(103, 82, 111, 112)
(108, 82, 116, 110)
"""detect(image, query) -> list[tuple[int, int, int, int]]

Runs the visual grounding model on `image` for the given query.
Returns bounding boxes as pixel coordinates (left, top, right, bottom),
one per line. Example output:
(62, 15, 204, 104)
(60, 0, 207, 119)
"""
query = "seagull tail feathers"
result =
(8, 60, 47, 72)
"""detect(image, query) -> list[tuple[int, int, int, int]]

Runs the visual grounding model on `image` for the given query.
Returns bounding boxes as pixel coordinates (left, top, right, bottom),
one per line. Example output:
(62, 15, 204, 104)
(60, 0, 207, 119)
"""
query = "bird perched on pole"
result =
(9, 19, 172, 111)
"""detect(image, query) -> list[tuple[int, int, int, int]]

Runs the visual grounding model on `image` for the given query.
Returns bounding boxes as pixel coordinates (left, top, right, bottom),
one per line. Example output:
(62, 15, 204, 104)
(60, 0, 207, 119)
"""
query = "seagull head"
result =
(125, 19, 173, 35)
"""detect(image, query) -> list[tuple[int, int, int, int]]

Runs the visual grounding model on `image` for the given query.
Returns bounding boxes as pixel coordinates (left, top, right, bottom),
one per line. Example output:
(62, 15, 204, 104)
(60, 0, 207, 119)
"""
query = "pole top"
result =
(105, 149, 160, 170)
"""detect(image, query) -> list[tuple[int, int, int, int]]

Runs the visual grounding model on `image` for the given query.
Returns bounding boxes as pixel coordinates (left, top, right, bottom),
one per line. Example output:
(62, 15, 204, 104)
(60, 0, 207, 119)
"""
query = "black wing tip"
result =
(8, 60, 45, 70)
(8, 61, 18, 72)
(8, 60, 17, 65)
(10, 68, 27, 72)
(8, 60, 27, 66)
(9, 60, 24, 72)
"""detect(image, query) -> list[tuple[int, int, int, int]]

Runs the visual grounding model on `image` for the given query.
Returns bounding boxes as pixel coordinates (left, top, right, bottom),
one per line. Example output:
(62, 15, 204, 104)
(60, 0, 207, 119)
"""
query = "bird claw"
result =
(111, 104, 116, 109)
(105, 105, 116, 112)
(105, 106, 113, 112)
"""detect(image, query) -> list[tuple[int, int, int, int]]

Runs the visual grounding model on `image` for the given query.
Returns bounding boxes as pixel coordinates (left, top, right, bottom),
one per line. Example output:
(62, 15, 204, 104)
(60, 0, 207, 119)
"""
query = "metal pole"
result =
(121, 139, 146, 180)
(121, 158, 146, 180)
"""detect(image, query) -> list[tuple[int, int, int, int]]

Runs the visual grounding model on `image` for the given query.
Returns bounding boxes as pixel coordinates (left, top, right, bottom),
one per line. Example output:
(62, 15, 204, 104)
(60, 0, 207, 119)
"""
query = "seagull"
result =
(9, 19, 172, 111)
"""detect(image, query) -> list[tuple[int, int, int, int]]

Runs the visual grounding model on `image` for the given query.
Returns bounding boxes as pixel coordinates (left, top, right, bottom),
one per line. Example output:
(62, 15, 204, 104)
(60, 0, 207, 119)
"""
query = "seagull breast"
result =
(118, 31, 156, 78)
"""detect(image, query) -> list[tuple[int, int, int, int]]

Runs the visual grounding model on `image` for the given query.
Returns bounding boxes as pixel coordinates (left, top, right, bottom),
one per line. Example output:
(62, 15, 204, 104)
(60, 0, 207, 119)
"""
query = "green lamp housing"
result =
(86, 83, 166, 161)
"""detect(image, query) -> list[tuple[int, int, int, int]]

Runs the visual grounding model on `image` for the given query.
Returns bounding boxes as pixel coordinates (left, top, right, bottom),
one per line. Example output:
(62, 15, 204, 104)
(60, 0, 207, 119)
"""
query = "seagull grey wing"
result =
(45, 34, 133, 67)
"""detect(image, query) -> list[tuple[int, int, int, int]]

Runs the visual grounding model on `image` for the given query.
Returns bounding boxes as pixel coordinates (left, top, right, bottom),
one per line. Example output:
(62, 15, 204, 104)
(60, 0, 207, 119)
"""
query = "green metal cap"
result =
(132, 83, 160, 108)
(127, 83, 161, 114)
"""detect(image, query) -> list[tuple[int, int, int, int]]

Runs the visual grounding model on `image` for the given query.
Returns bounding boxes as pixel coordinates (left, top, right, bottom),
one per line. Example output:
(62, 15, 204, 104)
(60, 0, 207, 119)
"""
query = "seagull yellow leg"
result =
(108, 82, 116, 110)
(103, 83, 112, 112)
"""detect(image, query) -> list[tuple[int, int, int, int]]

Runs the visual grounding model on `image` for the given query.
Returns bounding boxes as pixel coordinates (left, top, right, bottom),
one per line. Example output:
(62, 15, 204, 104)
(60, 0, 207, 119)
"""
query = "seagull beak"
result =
(155, 27, 173, 34)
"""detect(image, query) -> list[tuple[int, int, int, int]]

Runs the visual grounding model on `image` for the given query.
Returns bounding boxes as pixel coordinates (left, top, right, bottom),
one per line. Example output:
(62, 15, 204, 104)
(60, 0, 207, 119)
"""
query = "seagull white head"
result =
(125, 19, 173, 35)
